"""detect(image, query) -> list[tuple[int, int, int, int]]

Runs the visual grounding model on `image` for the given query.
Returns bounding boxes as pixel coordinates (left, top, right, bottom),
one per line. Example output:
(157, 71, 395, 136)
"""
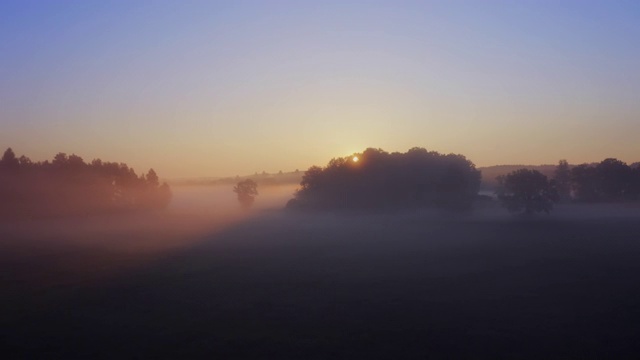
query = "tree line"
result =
(0, 148, 171, 219)
(284, 148, 640, 215)
(287, 147, 481, 211)
(5, 144, 637, 217)
(497, 158, 640, 214)
(560, 159, 640, 202)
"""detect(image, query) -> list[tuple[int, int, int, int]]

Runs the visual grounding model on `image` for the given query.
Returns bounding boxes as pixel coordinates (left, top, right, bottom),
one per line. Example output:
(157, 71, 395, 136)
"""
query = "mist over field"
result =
(169, 184, 298, 215)
(4, 191, 640, 358)
(3, 149, 640, 359)
(0, 184, 297, 289)
(3, 0, 640, 358)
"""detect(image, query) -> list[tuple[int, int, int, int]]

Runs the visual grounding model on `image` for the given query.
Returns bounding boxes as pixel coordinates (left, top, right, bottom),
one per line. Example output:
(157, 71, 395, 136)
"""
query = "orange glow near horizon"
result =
(2, 2, 640, 178)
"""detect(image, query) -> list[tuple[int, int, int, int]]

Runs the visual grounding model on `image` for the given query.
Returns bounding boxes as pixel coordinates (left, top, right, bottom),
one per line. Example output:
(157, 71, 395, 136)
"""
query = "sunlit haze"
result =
(2, 0, 639, 177)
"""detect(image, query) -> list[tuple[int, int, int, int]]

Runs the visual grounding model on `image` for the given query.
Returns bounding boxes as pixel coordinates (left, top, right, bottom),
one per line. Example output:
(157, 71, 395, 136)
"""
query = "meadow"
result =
(3, 186, 640, 358)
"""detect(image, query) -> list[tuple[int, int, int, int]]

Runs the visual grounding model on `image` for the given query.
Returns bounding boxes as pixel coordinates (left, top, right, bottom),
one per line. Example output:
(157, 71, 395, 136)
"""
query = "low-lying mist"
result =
(170, 184, 298, 215)
(0, 184, 298, 289)
(5, 180, 640, 358)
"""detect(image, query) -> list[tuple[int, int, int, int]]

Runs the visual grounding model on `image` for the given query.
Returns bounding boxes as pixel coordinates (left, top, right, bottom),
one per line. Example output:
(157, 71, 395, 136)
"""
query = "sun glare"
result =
(352, 156, 359, 162)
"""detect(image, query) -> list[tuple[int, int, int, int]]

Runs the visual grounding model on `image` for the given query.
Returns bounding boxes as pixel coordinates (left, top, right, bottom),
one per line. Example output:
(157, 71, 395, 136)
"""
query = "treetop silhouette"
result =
(288, 147, 481, 211)
(0, 147, 172, 219)
(497, 169, 558, 215)
(234, 179, 258, 209)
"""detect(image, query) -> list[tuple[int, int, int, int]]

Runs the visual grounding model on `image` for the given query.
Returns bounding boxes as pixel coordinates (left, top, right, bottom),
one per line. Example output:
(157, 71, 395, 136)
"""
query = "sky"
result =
(1, 0, 639, 178)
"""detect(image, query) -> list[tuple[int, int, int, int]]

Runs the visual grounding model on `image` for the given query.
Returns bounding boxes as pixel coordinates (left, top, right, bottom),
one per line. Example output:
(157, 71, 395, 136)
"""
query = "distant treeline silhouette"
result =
(560, 158, 640, 202)
(0, 148, 171, 219)
(287, 148, 481, 211)
(495, 158, 640, 215)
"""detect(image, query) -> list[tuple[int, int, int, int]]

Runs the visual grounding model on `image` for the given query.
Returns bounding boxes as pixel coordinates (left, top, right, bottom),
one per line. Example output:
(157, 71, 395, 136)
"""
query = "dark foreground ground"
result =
(3, 207, 640, 359)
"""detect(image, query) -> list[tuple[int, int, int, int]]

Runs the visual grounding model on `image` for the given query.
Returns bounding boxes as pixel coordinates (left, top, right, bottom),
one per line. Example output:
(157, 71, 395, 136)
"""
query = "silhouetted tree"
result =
(571, 164, 599, 202)
(299, 166, 323, 194)
(52, 152, 68, 167)
(146, 169, 159, 187)
(18, 155, 32, 167)
(0, 148, 172, 219)
(595, 158, 634, 201)
(497, 169, 558, 215)
(290, 148, 481, 211)
(67, 154, 85, 169)
(1, 148, 19, 170)
(554, 159, 571, 202)
(234, 179, 258, 209)
(570, 159, 637, 202)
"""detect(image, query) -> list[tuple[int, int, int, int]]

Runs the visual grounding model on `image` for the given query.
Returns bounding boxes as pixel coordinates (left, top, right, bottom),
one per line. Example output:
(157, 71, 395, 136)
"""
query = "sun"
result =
(352, 156, 359, 162)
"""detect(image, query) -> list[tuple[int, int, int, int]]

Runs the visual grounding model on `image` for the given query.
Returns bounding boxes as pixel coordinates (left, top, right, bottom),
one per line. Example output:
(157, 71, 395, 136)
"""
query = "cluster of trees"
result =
(559, 159, 640, 202)
(497, 169, 559, 215)
(496, 158, 640, 215)
(5, 143, 636, 218)
(288, 148, 481, 211)
(286, 148, 640, 216)
(0, 148, 171, 219)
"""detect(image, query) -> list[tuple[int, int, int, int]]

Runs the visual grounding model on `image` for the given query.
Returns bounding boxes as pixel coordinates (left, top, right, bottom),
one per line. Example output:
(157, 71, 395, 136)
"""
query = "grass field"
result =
(3, 199, 640, 359)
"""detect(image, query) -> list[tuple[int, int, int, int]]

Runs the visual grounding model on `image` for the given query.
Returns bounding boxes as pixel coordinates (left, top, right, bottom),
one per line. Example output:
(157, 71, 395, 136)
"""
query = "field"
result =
(2, 187, 640, 359)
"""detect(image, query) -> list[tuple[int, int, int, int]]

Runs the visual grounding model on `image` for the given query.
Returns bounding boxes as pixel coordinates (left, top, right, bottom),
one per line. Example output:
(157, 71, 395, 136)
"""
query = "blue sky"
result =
(1, 1, 639, 177)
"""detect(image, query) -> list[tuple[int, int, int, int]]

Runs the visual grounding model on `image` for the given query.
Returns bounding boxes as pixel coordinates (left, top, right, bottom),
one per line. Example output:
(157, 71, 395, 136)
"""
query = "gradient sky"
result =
(1, 0, 639, 178)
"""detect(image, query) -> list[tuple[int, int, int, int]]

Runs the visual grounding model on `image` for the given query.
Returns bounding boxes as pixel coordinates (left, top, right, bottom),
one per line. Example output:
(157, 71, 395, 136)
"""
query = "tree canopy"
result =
(288, 147, 481, 211)
(497, 169, 558, 215)
(570, 158, 640, 202)
(554, 160, 571, 202)
(0, 148, 172, 219)
(1, 148, 19, 170)
(233, 179, 258, 209)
